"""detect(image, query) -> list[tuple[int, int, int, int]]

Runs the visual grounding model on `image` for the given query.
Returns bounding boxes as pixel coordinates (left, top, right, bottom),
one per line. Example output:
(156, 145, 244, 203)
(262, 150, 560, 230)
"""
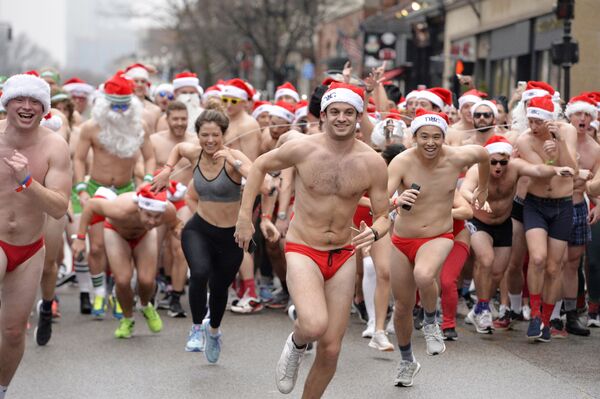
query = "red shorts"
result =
(285, 242, 355, 281)
(0, 237, 45, 273)
(170, 199, 187, 211)
(353, 205, 373, 227)
(453, 219, 466, 236)
(391, 233, 454, 264)
(103, 221, 147, 250)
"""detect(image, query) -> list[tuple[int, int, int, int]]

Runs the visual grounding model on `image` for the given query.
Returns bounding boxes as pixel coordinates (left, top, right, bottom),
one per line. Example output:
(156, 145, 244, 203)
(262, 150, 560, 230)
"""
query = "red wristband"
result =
(261, 213, 272, 221)
(15, 175, 33, 192)
(76, 234, 86, 241)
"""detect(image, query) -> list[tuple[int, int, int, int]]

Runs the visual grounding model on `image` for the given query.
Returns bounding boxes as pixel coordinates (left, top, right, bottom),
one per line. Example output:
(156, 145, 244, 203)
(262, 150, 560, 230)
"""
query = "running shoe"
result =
(550, 318, 568, 339)
(352, 300, 369, 324)
(535, 325, 551, 343)
(386, 318, 396, 335)
(110, 296, 123, 320)
(267, 290, 290, 310)
(92, 295, 106, 319)
(464, 308, 474, 325)
(230, 294, 263, 314)
(509, 310, 525, 321)
(527, 316, 543, 340)
(369, 331, 394, 351)
(288, 304, 297, 321)
(362, 320, 375, 338)
(413, 306, 424, 330)
(114, 318, 135, 339)
(259, 284, 274, 303)
(587, 313, 600, 328)
(493, 313, 512, 331)
(422, 323, 445, 356)
(522, 304, 531, 321)
(51, 297, 61, 319)
(443, 327, 458, 341)
(157, 291, 171, 310)
(468, 309, 494, 334)
(394, 360, 421, 387)
(203, 319, 222, 364)
(168, 299, 187, 318)
(80, 292, 92, 315)
(35, 301, 53, 346)
(142, 303, 163, 333)
(276, 333, 306, 394)
(185, 324, 205, 352)
(565, 310, 591, 336)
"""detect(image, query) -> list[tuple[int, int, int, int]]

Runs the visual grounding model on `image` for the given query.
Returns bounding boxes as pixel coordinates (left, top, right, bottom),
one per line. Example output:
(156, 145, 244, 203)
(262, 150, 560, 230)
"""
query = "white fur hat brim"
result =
(1, 74, 51, 115)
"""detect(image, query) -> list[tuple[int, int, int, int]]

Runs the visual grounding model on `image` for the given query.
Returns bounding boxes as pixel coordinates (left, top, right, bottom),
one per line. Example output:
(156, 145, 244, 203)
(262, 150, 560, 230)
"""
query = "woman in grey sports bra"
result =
(152, 109, 254, 363)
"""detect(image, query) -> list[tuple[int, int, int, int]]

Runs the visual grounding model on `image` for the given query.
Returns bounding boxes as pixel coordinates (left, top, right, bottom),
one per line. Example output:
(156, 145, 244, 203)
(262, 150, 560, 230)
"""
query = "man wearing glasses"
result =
(74, 72, 156, 319)
(461, 135, 574, 334)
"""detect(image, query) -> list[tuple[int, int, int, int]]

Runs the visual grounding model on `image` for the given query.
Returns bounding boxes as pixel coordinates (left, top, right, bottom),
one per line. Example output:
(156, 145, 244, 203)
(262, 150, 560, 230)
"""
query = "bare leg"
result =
(133, 230, 159, 307)
(103, 230, 134, 317)
(390, 247, 416, 348)
(414, 238, 454, 314)
(370, 234, 392, 331)
(41, 216, 67, 302)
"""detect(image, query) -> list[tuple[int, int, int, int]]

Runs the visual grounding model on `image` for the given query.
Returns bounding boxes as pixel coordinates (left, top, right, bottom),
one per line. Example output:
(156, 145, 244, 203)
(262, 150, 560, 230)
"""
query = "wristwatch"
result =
(277, 211, 287, 220)
(233, 160, 242, 170)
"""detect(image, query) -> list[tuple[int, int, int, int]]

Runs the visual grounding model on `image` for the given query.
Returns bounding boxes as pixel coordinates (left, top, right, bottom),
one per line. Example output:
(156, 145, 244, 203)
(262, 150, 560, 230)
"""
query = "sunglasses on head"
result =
(159, 91, 174, 100)
(110, 103, 130, 112)
(474, 112, 493, 119)
(221, 97, 241, 105)
(490, 159, 508, 166)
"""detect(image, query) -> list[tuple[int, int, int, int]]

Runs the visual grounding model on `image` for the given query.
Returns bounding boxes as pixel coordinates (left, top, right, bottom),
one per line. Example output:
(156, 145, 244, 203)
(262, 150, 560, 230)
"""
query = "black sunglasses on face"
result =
(474, 112, 493, 119)
(490, 159, 508, 166)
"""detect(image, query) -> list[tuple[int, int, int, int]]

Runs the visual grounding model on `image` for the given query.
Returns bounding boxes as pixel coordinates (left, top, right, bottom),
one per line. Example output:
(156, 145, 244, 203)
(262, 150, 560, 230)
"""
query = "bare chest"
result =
(0, 139, 49, 185)
(298, 155, 370, 198)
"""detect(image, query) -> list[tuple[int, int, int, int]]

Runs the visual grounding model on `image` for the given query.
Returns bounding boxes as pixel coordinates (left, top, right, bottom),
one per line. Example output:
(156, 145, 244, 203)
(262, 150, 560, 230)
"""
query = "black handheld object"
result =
(401, 183, 421, 211)
(247, 239, 257, 254)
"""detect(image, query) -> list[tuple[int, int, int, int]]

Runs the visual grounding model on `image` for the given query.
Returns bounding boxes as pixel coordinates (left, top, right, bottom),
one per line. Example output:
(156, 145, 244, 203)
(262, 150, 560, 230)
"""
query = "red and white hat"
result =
(172, 72, 202, 94)
(274, 82, 300, 102)
(526, 95, 555, 121)
(124, 63, 151, 81)
(103, 72, 134, 104)
(41, 111, 63, 131)
(404, 89, 421, 101)
(416, 87, 452, 110)
(458, 89, 487, 109)
(471, 100, 499, 118)
(294, 100, 308, 123)
(221, 78, 253, 100)
(251, 101, 272, 120)
(134, 185, 168, 212)
(410, 108, 449, 135)
(484, 135, 513, 156)
(521, 81, 555, 102)
(320, 82, 364, 113)
(63, 77, 94, 96)
(202, 85, 221, 101)
(269, 100, 295, 123)
(0, 72, 51, 115)
(565, 93, 598, 120)
(166, 180, 187, 202)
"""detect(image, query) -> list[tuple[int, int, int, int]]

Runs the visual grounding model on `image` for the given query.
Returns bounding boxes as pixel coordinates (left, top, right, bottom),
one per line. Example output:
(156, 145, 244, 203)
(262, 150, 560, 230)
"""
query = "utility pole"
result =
(551, 0, 578, 100)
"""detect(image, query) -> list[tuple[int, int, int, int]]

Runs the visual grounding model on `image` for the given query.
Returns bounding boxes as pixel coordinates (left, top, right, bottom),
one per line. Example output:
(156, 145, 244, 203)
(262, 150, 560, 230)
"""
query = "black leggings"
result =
(181, 213, 243, 327)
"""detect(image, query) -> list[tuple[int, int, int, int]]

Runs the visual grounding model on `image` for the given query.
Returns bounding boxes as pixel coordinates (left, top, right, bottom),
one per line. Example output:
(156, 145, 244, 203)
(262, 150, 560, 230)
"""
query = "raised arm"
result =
(152, 142, 196, 191)
(140, 130, 157, 182)
(512, 157, 574, 179)
(452, 189, 473, 221)
(74, 121, 93, 186)
(459, 164, 479, 204)
(459, 145, 490, 207)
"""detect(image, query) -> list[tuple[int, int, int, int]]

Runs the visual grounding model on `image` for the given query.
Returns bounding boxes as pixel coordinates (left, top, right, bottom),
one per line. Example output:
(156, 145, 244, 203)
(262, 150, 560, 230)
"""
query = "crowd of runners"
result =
(0, 60, 599, 398)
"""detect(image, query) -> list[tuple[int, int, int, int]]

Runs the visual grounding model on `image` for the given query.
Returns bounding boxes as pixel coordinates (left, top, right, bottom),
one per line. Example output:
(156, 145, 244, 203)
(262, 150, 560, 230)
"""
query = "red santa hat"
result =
(202, 85, 221, 101)
(63, 77, 94, 96)
(294, 100, 308, 122)
(565, 93, 598, 120)
(269, 100, 295, 123)
(124, 63, 150, 81)
(583, 91, 600, 108)
(251, 101, 272, 120)
(471, 100, 499, 118)
(103, 72, 134, 103)
(526, 95, 555, 121)
(134, 185, 168, 213)
(274, 82, 300, 102)
(416, 87, 452, 110)
(521, 81, 555, 102)
(221, 78, 253, 100)
(410, 108, 449, 136)
(40, 111, 63, 131)
(484, 135, 513, 156)
(320, 82, 364, 113)
(404, 90, 421, 101)
(172, 71, 202, 94)
(458, 89, 487, 109)
(166, 180, 188, 202)
(0, 72, 51, 115)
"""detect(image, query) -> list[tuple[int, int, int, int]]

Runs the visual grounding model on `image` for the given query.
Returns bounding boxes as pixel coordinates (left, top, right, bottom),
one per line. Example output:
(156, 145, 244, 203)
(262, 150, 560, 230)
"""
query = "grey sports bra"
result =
(193, 151, 241, 202)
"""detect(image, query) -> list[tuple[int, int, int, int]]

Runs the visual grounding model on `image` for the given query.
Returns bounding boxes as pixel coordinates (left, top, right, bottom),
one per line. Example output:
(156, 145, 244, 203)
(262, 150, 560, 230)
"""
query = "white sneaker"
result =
(369, 330, 394, 351)
(230, 294, 263, 314)
(386, 318, 395, 335)
(276, 333, 306, 394)
(394, 360, 421, 387)
(470, 309, 494, 334)
(184, 324, 205, 352)
(587, 313, 600, 327)
(522, 305, 531, 321)
(422, 323, 445, 356)
(362, 320, 375, 338)
(489, 301, 499, 319)
(464, 308, 474, 325)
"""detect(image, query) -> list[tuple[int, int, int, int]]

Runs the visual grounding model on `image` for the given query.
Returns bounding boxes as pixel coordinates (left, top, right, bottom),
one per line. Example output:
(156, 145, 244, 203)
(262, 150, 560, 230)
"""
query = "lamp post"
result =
(551, 0, 578, 100)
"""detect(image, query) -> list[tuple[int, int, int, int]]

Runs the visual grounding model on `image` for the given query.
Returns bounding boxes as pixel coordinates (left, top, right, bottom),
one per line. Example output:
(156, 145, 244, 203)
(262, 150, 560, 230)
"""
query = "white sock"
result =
(551, 300, 562, 320)
(91, 273, 106, 297)
(362, 256, 377, 325)
(509, 292, 522, 313)
(499, 304, 508, 318)
(74, 261, 92, 293)
(0, 384, 7, 399)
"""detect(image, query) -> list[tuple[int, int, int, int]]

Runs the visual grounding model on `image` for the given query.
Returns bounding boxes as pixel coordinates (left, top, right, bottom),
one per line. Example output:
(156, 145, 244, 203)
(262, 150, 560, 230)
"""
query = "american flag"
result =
(338, 30, 362, 64)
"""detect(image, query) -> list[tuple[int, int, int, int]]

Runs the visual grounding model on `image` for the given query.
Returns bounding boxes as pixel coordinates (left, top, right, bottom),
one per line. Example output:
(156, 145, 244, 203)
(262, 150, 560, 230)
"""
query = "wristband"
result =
(370, 227, 380, 242)
(233, 160, 242, 171)
(76, 234, 86, 241)
(143, 174, 153, 183)
(277, 211, 287, 220)
(164, 163, 174, 170)
(261, 213, 272, 221)
(545, 159, 556, 165)
(74, 182, 88, 193)
(15, 175, 33, 192)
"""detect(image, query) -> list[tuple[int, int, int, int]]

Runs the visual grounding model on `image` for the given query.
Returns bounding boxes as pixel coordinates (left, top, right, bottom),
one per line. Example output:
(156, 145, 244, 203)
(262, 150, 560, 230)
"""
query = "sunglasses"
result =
(110, 103, 130, 112)
(221, 97, 241, 105)
(490, 159, 509, 166)
(159, 91, 174, 100)
(473, 112, 493, 119)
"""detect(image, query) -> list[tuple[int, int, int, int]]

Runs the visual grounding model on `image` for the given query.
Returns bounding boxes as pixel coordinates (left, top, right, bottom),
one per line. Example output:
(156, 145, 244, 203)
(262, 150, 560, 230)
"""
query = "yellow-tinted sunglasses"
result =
(221, 96, 241, 105)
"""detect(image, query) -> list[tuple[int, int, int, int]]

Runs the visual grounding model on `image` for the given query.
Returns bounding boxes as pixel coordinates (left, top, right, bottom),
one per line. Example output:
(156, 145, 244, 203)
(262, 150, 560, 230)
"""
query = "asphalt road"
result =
(10, 286, 600, 399)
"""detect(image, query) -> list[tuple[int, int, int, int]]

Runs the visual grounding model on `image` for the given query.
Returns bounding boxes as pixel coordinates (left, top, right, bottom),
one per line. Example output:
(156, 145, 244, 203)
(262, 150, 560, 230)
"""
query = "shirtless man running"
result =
(235, 82, 390, 398)
(387, 108, 489, 387)
(0, 73, 71, 398)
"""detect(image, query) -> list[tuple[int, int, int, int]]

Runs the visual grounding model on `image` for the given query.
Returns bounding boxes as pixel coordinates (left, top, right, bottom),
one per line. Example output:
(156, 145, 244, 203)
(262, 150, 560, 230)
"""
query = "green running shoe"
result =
(114, 318, 135, 339)
(142, 303, 163, 333)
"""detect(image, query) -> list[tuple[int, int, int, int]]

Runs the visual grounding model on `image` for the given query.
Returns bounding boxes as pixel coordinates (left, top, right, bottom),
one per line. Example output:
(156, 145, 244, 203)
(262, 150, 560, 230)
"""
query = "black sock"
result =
(291, 334, 307, 350)
(41, 299, 53, 313)
(171, 290, 183, 303)
(399, 343, 414, 362)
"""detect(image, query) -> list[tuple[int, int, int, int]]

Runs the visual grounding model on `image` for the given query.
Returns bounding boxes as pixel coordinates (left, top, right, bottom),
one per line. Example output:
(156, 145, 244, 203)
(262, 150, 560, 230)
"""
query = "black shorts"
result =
(511, 196, 525, 223)
(523, 194, 573, 242)
(569, 201, 592, 247)
(468, 217, 513, 247)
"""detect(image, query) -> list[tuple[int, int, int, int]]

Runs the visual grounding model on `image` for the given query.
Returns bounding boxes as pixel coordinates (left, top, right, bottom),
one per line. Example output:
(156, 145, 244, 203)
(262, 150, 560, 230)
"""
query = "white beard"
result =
(177, 93, 204, 132)
(92, 97, 145, 158)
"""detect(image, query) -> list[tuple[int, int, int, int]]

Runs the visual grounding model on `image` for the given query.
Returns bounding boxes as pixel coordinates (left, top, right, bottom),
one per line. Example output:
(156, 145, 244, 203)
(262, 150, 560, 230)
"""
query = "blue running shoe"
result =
(203, 319, 222, 364)
(92, 295, 106, 319)
(259, 285, 274, 303)
(535, 325, 551, 343)
(527, 317, 543, 340)
(185, 324, 205, 352)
